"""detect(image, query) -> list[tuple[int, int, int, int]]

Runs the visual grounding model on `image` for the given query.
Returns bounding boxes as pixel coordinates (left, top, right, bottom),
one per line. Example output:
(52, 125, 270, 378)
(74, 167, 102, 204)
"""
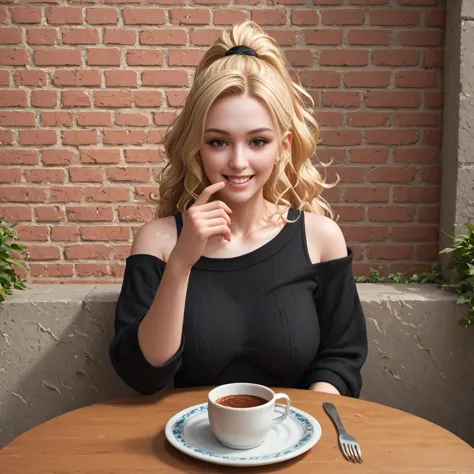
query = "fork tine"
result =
(340, 442, 352, 462)
(350, 444, 360, 463)
(348, 444, 358, 463)
(343, 443, 356, 463)
(352, 444, 362, 463)
(355, 444, 363, 463)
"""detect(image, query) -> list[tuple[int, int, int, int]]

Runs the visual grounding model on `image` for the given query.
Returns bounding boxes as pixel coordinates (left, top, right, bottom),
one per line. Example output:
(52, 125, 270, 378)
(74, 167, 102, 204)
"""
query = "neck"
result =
(221, 193, 280, 236)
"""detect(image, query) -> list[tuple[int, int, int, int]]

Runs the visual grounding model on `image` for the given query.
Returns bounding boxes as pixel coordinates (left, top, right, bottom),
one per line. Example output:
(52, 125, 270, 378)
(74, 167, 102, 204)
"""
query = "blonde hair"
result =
(156, 21, 336, 220)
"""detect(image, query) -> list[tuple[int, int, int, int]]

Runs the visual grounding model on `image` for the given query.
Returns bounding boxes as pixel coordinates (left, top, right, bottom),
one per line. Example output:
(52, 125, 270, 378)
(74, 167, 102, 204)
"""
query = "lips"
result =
(223, 175, 254, 189)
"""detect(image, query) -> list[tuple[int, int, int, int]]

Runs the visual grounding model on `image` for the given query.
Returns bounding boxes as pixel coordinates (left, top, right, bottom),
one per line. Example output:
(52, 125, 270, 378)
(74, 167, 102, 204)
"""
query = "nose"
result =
(229, 144, 248, 171)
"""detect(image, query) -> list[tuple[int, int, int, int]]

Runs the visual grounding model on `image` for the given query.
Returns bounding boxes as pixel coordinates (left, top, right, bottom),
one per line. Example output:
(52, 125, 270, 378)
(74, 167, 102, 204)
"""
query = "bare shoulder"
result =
(303, 212, 347, 264)
(130, 216, 177, 261)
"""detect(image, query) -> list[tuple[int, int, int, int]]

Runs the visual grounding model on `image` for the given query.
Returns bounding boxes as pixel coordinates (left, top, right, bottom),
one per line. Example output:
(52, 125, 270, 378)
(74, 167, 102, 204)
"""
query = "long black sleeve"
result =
(109, 254, 184, 395)
(299, 251, 368, 397)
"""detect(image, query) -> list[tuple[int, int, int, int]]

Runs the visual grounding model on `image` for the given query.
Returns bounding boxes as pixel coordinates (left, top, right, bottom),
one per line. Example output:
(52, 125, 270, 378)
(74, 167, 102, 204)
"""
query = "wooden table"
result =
(1, 388, 473, 473)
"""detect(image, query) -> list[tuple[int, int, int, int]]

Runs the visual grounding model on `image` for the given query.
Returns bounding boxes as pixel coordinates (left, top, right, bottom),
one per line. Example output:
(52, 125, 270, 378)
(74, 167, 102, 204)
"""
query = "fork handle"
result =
(323, 402, 347, 435)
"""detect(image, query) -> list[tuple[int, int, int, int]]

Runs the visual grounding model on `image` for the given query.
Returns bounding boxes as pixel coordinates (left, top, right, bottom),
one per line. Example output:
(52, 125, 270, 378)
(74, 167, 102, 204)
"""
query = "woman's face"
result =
(199, 94, 291, 205)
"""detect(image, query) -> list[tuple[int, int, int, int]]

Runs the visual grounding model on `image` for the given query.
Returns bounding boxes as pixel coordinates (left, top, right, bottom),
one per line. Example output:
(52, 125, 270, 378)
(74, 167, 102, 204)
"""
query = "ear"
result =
(282, 131, 292, 152)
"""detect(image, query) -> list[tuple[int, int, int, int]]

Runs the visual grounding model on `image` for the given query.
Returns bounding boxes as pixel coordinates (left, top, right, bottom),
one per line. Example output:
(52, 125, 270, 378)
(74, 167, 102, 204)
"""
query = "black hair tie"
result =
(224, 45, 259, 58)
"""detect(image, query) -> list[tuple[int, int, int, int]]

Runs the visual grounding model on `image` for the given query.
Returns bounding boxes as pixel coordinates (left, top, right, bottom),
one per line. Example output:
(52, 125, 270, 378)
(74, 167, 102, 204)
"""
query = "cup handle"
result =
(272, 393, 291, 425)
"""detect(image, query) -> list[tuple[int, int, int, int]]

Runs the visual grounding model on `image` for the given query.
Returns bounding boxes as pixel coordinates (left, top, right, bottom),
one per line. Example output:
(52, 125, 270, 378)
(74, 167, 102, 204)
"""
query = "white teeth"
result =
(227, 176, 251, 184)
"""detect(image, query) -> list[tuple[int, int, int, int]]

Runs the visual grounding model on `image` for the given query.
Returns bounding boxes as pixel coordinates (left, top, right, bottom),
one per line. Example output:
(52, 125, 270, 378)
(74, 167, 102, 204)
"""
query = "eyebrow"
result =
(204, 127, 274, 135)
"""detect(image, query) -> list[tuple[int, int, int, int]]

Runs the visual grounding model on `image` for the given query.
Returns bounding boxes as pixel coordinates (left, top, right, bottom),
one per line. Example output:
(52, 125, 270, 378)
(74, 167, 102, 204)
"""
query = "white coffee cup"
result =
(207, 382, 291, 450)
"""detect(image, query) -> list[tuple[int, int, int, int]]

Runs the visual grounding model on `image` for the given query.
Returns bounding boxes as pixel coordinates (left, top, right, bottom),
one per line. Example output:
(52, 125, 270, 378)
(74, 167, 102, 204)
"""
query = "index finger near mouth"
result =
(194, 182, 225, 206)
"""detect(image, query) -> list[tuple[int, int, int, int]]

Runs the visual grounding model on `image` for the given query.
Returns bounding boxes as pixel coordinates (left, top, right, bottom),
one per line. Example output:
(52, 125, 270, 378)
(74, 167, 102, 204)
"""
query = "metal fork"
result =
(323, 402, 363, 463)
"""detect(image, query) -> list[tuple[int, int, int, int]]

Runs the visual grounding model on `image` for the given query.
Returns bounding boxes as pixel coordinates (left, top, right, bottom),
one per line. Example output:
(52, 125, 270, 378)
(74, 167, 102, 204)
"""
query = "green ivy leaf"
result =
(441, 224, 474, 330)
(0, 218, 27, 303)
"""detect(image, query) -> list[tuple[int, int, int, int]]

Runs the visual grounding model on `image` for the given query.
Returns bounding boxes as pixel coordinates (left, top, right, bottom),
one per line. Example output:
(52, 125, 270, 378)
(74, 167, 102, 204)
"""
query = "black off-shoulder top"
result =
(110, 209, 368, 397)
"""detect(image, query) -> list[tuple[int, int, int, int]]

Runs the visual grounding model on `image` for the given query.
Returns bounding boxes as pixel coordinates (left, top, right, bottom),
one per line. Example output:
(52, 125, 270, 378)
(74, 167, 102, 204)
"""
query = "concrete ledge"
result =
(1, 284, 473, 448)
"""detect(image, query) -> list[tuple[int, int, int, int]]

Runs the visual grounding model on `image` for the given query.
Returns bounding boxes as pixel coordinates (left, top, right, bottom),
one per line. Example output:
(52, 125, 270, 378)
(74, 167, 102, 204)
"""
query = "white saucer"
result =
(165, 402, 321, 467)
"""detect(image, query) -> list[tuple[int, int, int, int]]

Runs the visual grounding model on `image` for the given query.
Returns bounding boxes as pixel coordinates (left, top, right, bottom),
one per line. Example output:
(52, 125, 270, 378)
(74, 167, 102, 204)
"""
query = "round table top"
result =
(1, 388, 473, 473)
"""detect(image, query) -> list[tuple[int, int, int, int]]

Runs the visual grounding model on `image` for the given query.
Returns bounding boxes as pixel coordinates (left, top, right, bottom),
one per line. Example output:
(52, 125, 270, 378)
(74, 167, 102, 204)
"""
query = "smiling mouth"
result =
(223, 175, 254, 184)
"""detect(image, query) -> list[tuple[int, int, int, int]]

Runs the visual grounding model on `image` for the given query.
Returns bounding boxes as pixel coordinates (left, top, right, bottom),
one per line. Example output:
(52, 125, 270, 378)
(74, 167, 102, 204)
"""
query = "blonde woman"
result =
(110, 21, 368, 398)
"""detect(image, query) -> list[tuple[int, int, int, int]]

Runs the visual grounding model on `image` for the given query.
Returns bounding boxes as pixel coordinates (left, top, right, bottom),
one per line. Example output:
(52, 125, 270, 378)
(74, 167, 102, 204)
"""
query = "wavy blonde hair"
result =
(156, 21, 337, 220)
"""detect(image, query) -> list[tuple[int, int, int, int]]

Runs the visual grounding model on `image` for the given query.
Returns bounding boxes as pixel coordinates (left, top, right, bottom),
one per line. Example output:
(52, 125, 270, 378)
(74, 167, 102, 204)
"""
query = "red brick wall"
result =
(0, 1, 445, 282)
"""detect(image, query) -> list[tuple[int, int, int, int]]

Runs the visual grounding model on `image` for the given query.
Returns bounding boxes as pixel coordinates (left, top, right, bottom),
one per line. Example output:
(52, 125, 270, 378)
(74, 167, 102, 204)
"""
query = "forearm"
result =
(137, 257, 190, 366)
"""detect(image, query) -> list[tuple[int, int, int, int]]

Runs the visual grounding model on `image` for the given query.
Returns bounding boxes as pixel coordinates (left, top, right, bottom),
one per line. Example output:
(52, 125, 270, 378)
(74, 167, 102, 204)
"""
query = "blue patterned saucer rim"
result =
(164, 402, 321, 467)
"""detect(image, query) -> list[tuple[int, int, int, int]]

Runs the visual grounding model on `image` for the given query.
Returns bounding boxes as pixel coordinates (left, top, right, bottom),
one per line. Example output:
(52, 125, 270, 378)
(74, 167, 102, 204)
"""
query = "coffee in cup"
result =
(216, 394, 267, 408)
(208, 383, 291, 450)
